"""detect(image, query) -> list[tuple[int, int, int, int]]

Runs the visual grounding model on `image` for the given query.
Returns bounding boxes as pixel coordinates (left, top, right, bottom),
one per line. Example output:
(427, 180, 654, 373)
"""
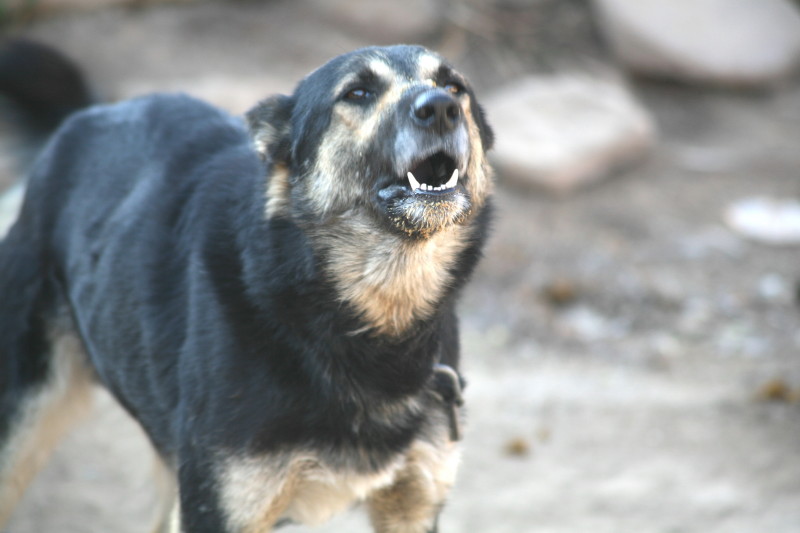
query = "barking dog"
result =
(0, 44, 493, 532)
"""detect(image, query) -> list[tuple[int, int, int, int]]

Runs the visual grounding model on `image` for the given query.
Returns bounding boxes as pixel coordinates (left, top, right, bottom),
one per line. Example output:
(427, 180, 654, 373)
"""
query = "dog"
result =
(0, 43, 493, 532)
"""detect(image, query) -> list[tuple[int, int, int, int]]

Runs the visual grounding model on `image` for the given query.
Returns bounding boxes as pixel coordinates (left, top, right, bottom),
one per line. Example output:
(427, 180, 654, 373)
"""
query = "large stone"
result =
(483, 74, 655, 193)
(592, 0, 800, 87)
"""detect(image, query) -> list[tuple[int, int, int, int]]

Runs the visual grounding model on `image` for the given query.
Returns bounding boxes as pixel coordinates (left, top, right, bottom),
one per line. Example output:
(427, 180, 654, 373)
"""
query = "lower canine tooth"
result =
(444, 169, 459, 189)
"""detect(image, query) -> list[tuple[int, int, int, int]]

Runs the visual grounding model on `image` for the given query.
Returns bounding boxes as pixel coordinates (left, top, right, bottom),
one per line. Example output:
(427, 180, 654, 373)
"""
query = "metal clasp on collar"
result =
(431, 364, 465, 442)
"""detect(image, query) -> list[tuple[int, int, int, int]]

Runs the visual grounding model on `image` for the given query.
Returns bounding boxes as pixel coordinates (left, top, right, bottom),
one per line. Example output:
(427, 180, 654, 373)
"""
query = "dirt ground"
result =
(2, 1, 800, 532)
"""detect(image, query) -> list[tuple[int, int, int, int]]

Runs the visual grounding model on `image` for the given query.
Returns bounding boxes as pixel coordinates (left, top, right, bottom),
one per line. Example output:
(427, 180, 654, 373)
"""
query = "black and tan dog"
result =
(0, 44, 493, 532)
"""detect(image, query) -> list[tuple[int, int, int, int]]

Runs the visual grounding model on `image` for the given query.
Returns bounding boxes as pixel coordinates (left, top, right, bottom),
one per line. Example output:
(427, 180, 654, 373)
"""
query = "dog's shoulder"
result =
(29, 92, 254, 203)
(55, 93, 246, 148)
(17, 92, 262, 292)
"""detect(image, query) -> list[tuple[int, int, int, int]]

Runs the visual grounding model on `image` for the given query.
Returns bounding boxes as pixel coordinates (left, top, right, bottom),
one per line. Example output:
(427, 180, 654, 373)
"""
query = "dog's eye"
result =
(443, 82, 464, 95)
(343, 87, 374, 102)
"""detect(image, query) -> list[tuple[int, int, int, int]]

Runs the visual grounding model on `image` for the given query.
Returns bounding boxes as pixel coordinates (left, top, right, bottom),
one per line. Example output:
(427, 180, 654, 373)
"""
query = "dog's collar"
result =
(431, 363, 465, 441)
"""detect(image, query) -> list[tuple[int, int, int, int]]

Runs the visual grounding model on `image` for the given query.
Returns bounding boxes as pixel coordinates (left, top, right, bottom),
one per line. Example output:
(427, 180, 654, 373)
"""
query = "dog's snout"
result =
(411, 90, 461, 134)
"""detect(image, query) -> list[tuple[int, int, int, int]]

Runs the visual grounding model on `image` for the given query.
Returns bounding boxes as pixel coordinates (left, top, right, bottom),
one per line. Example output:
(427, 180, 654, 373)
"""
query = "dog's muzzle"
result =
(404, 89, 465, 194)
(375, 88, 475, 238)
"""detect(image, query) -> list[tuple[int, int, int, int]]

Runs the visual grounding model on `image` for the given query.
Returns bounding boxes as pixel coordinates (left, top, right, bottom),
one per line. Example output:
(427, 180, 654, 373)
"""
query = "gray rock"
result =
(593, 0, 800, 87)
(757, 273, 792, 304)
(483, 74, 655, 193)
(724, 196, 800, 245)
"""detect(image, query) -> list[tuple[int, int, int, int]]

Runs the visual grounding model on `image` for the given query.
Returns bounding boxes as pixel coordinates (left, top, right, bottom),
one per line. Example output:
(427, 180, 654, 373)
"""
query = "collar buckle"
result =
(431, 364, 465, 441)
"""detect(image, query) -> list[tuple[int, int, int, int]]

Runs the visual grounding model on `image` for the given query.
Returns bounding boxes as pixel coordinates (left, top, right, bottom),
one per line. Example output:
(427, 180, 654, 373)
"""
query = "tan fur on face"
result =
(304, 59, 405, 218)
(416, 54, 442, 81)
(348, 83, 404, 144)
(264, 163, 291, 219)
(304, 132, 363, 216)
(461, 94, 494, 209)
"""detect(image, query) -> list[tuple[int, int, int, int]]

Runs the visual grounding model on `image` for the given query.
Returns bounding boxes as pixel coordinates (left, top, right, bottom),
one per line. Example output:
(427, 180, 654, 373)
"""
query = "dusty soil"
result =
(2, 1, 800, 532)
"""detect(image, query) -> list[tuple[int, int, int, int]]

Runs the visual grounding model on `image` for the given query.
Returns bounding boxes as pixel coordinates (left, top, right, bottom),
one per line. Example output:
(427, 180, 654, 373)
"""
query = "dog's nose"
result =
(411, 90, 461, 133)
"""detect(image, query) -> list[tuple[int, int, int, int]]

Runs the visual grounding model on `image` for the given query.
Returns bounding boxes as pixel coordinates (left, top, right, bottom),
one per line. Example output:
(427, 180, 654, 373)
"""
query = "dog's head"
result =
(247, 45, 493, 239)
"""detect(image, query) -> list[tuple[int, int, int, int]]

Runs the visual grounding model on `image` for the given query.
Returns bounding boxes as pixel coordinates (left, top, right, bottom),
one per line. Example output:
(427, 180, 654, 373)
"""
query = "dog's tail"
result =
(0, 38, 94, 141)
(0, 38, 93, 236)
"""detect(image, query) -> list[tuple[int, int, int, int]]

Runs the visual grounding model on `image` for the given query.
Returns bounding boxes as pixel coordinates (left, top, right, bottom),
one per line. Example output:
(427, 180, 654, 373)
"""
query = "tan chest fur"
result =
(217, 437, 461, 532)
(311, 213, 470, 337)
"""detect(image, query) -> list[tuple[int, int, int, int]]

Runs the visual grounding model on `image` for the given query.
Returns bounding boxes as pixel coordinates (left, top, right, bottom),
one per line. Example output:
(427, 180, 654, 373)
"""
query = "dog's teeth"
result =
(407, 168, 460, 193)
(407, 172, 421, 191)
(445, 169, 459, 189)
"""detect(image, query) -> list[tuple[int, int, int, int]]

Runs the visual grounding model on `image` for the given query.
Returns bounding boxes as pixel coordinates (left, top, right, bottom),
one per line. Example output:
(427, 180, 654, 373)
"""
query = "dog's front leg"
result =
(367, 484, 442, 533)
(366, 440, 460, 533)
(177, 451, 304, 533)
(366, 470, 445, 533)
(174, 456, 235, 533)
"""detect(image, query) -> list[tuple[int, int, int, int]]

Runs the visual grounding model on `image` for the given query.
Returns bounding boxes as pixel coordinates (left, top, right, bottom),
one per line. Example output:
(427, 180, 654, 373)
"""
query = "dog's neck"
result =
(308, 211, 473, 338)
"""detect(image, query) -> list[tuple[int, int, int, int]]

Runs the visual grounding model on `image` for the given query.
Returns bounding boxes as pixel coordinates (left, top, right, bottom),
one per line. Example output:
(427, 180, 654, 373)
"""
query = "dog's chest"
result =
(280, 459, 402, 526)
(217, 450, 404, 529)
(218, 434, 461, 531)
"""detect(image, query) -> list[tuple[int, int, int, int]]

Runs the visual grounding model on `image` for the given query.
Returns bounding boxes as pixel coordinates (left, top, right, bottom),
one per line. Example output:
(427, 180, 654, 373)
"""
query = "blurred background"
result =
(1, 0, 799, 532)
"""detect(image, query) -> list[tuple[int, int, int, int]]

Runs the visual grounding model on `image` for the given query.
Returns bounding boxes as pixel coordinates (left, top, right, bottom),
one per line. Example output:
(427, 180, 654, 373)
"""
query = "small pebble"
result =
(541, 278, 579, 307)
(755, 379, 799, 403)
(724, 197, 800, 245)
(504, 437, 532, 457)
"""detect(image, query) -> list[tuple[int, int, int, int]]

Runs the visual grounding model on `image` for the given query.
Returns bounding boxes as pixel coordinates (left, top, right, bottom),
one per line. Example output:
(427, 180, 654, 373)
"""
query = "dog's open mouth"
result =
(377, 149, 473, 238)
(406, 152, 459, 193)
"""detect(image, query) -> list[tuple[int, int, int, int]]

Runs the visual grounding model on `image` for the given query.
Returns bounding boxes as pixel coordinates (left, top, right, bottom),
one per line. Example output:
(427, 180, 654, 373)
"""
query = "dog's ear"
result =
(246, 94, 294, 163)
